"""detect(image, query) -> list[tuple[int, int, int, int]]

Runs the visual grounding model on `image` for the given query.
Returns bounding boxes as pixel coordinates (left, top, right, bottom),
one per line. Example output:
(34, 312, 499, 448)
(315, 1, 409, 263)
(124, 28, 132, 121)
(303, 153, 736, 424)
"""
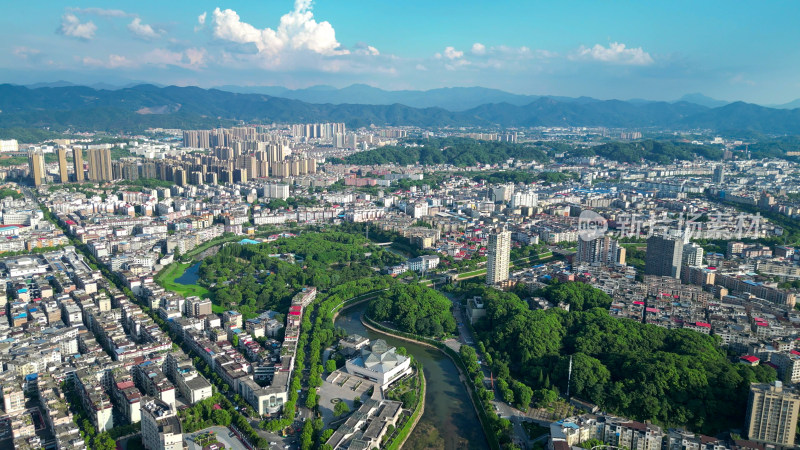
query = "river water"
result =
(335, 303, 487, 450)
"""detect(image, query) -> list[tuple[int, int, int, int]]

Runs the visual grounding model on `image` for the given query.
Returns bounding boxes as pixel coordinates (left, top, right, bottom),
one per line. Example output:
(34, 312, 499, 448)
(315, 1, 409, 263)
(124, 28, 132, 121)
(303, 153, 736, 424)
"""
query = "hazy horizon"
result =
(2, 1, 800, 105)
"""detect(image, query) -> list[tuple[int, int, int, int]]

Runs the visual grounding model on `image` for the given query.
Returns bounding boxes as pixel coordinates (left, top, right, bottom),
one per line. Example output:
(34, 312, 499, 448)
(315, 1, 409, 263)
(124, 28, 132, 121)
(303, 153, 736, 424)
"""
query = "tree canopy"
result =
(199, 231, 403, 316)
(344, 137, 550, 167)
(585, 140, 724, 164)
(368, 284, 457, 338)
(469, 282, 775, 434)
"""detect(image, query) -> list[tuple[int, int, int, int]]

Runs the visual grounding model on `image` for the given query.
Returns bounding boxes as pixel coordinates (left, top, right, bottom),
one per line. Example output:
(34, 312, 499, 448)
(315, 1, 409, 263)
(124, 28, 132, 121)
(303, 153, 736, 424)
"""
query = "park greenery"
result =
(368, 284, 457, 338)
(344, 137, 550, 166)
(574, 140, 724, 164)
(472, 170, 578, 185)
(0, 127, 76, 143)
(155, 262, 211, 299)
(455, 281, 776, 434)
(0, 155, 29, 167)
(0, 187, 23, 199)
(197, 231, 403, 316)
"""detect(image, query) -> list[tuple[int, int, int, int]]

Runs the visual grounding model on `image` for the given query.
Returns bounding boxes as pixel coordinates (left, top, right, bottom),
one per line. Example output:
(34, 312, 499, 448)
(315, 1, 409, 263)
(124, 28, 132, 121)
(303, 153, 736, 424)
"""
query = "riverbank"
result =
(386, 367, 426, 450)
(325, 291, 426, 450)
(360, 314, 500, 450)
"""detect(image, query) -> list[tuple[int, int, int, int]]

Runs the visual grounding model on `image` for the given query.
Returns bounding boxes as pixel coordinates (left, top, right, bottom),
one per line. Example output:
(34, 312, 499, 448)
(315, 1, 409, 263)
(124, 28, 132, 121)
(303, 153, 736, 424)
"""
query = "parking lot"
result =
(185, 426, 248, 450)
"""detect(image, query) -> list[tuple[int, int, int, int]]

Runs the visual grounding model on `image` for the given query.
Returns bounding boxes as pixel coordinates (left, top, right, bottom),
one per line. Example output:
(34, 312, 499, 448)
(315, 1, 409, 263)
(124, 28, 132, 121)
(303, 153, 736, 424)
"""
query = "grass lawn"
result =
(459, 268, 487, 278)
(156, 262, 212, 299)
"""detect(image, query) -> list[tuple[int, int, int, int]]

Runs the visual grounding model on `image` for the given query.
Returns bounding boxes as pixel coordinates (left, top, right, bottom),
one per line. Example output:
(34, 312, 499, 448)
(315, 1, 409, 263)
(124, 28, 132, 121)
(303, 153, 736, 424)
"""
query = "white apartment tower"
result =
(487, 228, 511, 285)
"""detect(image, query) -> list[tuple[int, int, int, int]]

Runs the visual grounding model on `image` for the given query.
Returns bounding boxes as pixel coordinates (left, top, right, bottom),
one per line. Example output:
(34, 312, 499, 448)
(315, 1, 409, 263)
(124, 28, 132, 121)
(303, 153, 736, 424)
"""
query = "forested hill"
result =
(343, 137, 551, 166)
(4, 83, 800, 133)
(457, 281, 776, 435)
(574, 140, 725, 164)
(341, 138, 730, 166)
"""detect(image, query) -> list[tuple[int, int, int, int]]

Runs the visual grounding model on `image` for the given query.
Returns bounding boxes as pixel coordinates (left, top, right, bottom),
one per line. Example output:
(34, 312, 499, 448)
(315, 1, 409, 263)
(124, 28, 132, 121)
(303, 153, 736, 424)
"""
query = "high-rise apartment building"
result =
(57, 148, 69, 183)
(2, 385, 25, 414)
(73, 148, 84, 182)
(88, 148, 112, 182)
(141, 397, 182, 450)
(745, 381, 800, 446)
(645, 235, 683, 278)
(487, 228, 511, 285)
(713, 165, 725, 184)
(577, 235, 625, 267)
(28, 149, 45, 186)
(682, 243, 704, 267)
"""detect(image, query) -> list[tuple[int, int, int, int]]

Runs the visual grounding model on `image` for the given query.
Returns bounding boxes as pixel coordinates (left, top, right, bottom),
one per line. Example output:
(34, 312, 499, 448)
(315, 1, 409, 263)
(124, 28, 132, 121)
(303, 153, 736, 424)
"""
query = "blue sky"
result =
(1, 1, 798, 104)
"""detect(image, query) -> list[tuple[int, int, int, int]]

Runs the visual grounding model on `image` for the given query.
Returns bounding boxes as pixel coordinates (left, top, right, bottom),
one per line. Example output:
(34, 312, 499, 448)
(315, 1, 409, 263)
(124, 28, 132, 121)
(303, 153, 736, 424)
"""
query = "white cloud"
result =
(82, 54, 135, 69)
(572, 42, 653, 65)
(415, 64, 428, 71)
(195, 12, 207, 32)
(144, 48, 207, 70)
(184, 48, 208, 67)
(58, 13, 97, 40)
(471, 43, 486, 55)
(443, 46, 463, 60)
(81, 48, 206, 70)
(210, 0, 348, 58)
(128, 17, 162, 40)
(13, 46, 41, 60)
(353, 42, 379, 56)
(730, 74, 756, 86)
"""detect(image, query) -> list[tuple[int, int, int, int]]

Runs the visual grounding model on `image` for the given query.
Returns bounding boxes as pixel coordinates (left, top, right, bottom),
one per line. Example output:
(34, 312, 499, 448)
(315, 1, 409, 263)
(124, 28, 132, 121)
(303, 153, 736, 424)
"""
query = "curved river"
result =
(335, 303, 487, 450)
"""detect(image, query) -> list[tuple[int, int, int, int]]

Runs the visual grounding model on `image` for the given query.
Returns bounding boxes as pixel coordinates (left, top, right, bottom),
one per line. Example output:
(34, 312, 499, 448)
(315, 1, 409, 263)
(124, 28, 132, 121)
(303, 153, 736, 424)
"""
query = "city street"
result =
(447, 293, 533, 449)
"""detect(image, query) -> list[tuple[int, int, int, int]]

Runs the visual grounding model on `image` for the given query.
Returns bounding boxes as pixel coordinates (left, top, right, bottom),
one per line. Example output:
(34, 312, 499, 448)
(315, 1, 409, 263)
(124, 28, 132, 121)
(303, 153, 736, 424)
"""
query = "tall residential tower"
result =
(88, 148, 112, 182)
(745, 381, 800, 446)
(28, 149, 45, 186)
(73, 148, 84, 182)
(645, 235, 684, 278)
(486, 228, 511, 285)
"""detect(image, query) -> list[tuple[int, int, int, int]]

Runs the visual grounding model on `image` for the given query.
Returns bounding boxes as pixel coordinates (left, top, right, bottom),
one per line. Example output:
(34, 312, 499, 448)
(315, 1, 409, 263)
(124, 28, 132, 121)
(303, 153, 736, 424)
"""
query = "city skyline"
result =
(2, 1, 800, 104)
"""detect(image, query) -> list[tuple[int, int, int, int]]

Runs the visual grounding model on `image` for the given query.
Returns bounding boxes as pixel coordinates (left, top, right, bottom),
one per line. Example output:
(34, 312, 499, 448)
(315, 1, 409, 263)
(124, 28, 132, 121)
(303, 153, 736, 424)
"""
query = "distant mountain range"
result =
(2, 83, 800, 134)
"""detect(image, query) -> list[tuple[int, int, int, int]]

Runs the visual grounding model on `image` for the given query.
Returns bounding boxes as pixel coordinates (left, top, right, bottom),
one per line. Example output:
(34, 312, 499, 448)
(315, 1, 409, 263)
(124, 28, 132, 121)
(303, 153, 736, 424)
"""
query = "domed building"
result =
(345, 339, 412, 390)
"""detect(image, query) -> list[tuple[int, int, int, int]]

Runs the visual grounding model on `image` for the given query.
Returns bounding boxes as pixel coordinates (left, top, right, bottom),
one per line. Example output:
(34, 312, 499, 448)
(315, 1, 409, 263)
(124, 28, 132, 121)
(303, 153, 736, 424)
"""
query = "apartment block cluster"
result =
(548, 408, 777, 450)
(547, 381, 800, 449)
(0, 247, 200, 448)
(0, 195, 68, 254)
(157, 287, 315, 416)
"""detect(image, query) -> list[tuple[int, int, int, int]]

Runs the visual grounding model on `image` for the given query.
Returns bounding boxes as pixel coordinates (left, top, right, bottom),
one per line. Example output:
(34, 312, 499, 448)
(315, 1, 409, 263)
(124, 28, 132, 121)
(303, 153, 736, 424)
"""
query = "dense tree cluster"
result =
(198, 232, 403, 315)
(368, 284, 457, 338)
(469, 283, 775, 434)
(471, 170, 577, 185)
(344, 138, 550, 167)
(585, 140, 724, 164)
(744, 136, 800, 160)
(537, 282, 613, 311)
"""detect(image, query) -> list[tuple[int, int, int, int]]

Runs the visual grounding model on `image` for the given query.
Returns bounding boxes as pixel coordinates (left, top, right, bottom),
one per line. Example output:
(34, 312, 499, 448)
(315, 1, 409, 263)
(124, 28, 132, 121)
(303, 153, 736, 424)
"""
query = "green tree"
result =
(334, 400, 350, 417)
(325, 359, 337, 373)
(305, 390, 317, 409)
(93, 433, 116, 450)
(211, 409, 232, 427)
